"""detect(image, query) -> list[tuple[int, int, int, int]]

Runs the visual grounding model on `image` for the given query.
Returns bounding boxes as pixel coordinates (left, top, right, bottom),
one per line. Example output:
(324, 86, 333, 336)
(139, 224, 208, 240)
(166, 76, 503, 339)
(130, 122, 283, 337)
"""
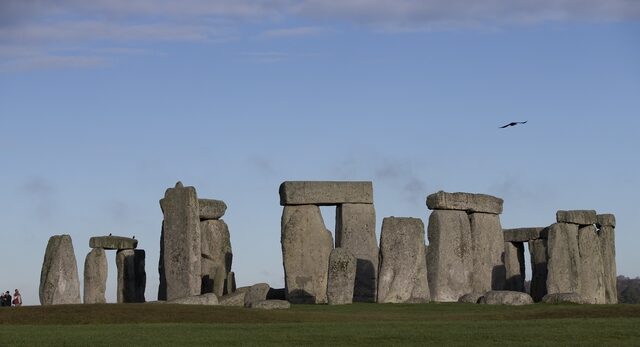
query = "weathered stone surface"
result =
(279, 181, 373, 205)
(335, 203, 378, 302)
(547, 223, 581, 295)
(599, 223, 617, 304)
(89, 236, 137, 250)
(168, 293, 219, 305)
(427, 210, 472, 302)
(469, 213, 505, 293)
(200, 258, 219, 295)
(281, 205, 333, 304)
(225, 271, 236, 295)
(251, 300, 290, 310)
(478, 291, 534, 305)
(458, 292, 485, 304)
(504, 242, 525, 292)
(542, 292, 584, 304)
(503, 228, 545, 242)
(426, 191, 503, 214)
(378, 217, 430, 303)
(578, 225, 606, 304)
(529, 238, 548, 302)
(160, 182, 201, 301)
(218, 291, 245, 307)
(199, 199, 227, 220)
(596, 214, 616, 228)
(556, 210, 597, 225)
(327, 248, 357, 305)
(241, 283, 271, 308)
(83, 248, 107, 304)
(200, 219, 233, 296)
(39, 235, 81, 305)
(117, 249, 146, 303)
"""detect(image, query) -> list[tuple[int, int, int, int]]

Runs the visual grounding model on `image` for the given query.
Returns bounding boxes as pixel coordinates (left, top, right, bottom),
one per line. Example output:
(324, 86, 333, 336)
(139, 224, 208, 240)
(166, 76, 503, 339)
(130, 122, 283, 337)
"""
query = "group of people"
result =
(1, 289, 21, 307)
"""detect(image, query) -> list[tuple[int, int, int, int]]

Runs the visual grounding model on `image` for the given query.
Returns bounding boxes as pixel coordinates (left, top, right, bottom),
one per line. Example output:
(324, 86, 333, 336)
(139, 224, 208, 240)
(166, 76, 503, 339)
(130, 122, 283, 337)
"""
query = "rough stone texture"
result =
(427, 210, 472, 302)
(426, 191, 503, 214)
(469, 213, 505, 293)
(504, 242, 525, 292)
(578, 225, 606, 304)
(117, 249, 146, 303)
(335, 203, 378, 302)
(83, 248, 108, 304)
(458, 293, 485, 304)
(218, 291, 245, 307)
(542, 292, 584, 304)
(225, 271, 236, 295)
(529, 238, 548, 302)
(327, 248, 357, 305)
(478, 291, 534, 305)
(279, 181, 373, 206)
(168, 293, 218, 305)
(378, 217, 430, 303)
(160, 182, 202, 301)
(242, 283, 271, 308)
(251, 300, 291, 310)
(547, 223, 581, 295)
(596, 214, 616, 228)
(503, 228, 546, 242)
(198, 199, 227, 220)
(200, 219, 233, 296)
(599, 223, 618, 304)
(281, 205, 333, 304)
(556, 210, 597, 225)
(89, 236, 138, 250)
(39, 235, 81, 305)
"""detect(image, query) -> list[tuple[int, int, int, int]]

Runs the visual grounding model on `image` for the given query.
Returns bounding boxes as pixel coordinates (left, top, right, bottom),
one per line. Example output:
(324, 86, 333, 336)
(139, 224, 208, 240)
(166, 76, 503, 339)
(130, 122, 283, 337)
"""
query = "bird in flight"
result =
(499, 121, 527, 128)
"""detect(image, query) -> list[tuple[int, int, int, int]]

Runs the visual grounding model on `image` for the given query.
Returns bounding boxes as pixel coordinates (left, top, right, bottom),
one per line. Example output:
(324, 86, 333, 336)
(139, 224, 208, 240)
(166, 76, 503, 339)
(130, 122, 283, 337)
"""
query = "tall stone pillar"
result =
(597, 214, 617, 304)
(39, 234, 81, 305)
(117, 249, 146, 303)
(84, 248, 107, 304)
(529, 238, 548, 302)
(503, 242, 525, 292)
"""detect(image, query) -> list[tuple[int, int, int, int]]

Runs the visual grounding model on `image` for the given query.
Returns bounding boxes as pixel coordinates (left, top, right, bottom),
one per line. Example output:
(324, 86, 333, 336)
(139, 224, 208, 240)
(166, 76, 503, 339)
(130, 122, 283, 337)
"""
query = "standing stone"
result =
(117, 249, 146, 303)
(160, 182, 201, 301)
(427, 210, 472, 302)
(469, 213, 505, 292)
(198, 199, 227, 220)
(378, 217, 430, 303)
(547, 223, 581, 295)
(327, 248, 357, 305)
(200, 258, 219, 295)
(504, 242, 525, 292)
(529, 238, 548, 302)
(83, 248, 107, 304)
(39, 235, 81, 305)
(200, 219, 232, 296)
(158, 222, 166, 301)
(335, 203, 378, 302)
(578, 225, 606, 304)
(281, 205, 333, 304)
(225, 271, 236, 295)
(597, 214, 617, 304)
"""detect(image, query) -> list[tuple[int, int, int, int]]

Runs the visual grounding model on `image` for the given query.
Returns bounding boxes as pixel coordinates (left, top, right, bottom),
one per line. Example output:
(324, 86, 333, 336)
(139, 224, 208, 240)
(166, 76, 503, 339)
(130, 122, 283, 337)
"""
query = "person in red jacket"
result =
(12, 289, 22, 307)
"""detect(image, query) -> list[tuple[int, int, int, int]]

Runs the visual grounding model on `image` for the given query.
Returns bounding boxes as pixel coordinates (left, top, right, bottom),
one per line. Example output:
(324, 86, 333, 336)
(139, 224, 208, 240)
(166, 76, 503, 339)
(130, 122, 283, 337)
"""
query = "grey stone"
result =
(160, 182, 202, 301)
(426, 191, 503, 214)
(599, 223, 617, 304)
(89, 236, 137, 250)
(251, 300, 291, 310)
(503, 228, 546, 242)
(528, 238, 548, 302)
(39, 235, 81, 305)
(335, 203, 378, 302)
(225, 271, 236, 295)
(200, 219, 233, 296)
(469, 213, 505, 293)
(327, 248, 357, 305)
(83, 248, 107, 304)
(458, 292, 485, 303)
(158, 221, 166, 301)
(427, 210, 472, 302)
(556, 210, 597, 225)
(547, 223, 581, 295)
(199, 199, 227, 220)
(542, 292, 584, 304)
(478, 291, 534, 305)
(117, 249, 146, 303)
(168, 293, 219, 305)
(378, 217, 430, 303)
(200, 258, 226, 297)
(596, 214, 616, 228)
(504, 242, 525, 292)
(578, 225, 606, 304)
(281, 205, 333, 304)
(242, 283, 271, 308)
(279, 181, 373, 205)
(218, 291, 245, 307)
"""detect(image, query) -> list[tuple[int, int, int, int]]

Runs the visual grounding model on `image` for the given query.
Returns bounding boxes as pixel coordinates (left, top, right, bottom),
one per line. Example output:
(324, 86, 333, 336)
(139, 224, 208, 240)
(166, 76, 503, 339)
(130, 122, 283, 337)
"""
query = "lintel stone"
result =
(199, 199, 227, 220)
(426, 191, 503, 214)
(556, 210, 597, 225)
(596, 214, 616, 228)
(90, 236, 138, 250)
(503, 227, 546, 242)
(279, 181, 373, 206)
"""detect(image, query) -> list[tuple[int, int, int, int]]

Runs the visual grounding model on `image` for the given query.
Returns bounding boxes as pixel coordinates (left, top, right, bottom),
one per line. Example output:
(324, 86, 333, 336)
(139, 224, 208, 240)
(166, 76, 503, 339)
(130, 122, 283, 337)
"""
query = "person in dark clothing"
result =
(4, 291, 11, 307)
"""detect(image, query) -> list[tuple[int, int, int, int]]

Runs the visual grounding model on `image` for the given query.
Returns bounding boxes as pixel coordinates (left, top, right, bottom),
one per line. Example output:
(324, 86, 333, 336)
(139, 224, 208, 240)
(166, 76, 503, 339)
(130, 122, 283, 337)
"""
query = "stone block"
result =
(83, 248, 107, 304)
(542, 292, 583, 304)
(218, 291, 245, 306)
(504, 242, 525, 292)
(327, 248, 357, 305)
(458, 293, 484, 303)
(251, 300, 290, 309)
(242, 283, 270, 308)
(279, 181, 373, 205)
(547, 223, 581, 295)
(469, 213, 505, 292)
(503, 228, 546, 242)
(556, 210, 597, 225)
(200, 219, 232, 296)
(599, 224, 617, 304)
(117, 249, 146, 303)
(426, 191, 503, 214)
(528, 238, 548, 302)
(478, 291, 534, 305)
(89, 236, 137, 250)
(39, 235, 81, 305)
(168, 293, 218, 305)
(596, 214, 616, 228)
(578, 225, 606, 304)
(199, 199, 227, 220)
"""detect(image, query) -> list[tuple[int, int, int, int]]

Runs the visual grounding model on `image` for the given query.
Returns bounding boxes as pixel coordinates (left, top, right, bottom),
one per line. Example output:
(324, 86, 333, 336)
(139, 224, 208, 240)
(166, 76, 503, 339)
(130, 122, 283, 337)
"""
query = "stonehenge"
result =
(40, 235, 82, 305)
(327, 248, 357, 305)
(83, 248, 107, 304)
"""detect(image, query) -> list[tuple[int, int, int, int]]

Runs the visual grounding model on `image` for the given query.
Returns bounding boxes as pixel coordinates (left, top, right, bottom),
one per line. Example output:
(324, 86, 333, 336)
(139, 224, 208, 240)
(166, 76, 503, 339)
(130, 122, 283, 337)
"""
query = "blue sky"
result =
(1, 1, 639, 305)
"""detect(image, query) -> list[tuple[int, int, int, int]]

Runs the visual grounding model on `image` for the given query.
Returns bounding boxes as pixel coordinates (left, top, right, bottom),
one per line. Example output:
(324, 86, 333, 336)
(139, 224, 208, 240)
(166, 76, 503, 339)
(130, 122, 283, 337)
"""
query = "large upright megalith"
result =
(327, 248, 357, 305)
(469, 212, 505, 292)
(116, 249, 146, 303)
(597, 214, 617, 304)
(84, 248, 107, 304)
(200, 219, 233, 296)
(546, 222, 581, 294)
(39, 234, 81, 305)
(578, 225, 606, 304)
(377, 217, 430, 303)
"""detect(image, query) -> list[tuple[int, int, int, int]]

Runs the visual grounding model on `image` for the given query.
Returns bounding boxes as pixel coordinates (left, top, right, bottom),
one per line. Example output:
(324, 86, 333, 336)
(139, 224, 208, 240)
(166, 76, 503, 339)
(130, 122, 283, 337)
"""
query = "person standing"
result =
(0, 291, 5, 306)
(13, 289, 22, 307)
(4, 291, 11, 307)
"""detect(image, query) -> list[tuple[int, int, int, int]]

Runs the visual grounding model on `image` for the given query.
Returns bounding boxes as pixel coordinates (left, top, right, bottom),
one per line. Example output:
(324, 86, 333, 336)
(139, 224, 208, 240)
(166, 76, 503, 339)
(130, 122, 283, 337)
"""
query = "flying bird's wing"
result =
(499, 123, 511, 128)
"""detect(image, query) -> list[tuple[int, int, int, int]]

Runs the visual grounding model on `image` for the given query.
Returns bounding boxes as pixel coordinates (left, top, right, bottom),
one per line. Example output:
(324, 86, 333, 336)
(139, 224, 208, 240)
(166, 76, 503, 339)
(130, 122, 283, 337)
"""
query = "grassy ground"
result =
(1, 303, 639, 346)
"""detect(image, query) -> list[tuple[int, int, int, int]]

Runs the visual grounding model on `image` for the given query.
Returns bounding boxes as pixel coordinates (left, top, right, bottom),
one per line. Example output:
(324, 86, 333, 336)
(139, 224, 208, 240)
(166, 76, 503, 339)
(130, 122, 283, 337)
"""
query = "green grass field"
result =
(1, 303, 639, 346)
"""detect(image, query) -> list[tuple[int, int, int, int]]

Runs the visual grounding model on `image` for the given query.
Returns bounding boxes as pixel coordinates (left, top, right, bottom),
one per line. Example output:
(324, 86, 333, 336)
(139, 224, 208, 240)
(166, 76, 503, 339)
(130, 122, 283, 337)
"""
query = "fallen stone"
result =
(218, 291, 245, 307)
(504, 242, 525, 292)
(458, 292, 485, 304)
(596, 214, 616, 228)
(116, 249, 146, 303)
(478, 291, 534, 305)
(89, 236, 137, 250)
(528, 238, 548, 302)
(542, 292, 584, 304)
(39, 235, 81, 305)
(251, 300, 291, 310)
(556, 210, 597, 225)
(279, 181, 373, 205)
(578, 225, 606, 304)
(168, 293, 219, 305)
(242, 283, 271, 308)
(199, 199, 227, 220)
(281, 205, 333, 304)
(547, 223, 581, 295)
(599, 222, 617, 304)
(83, 248, 107, 304)
(327, 248, 357, 305)
(335, 203, 378, 302)
(200, 219, 233, 296)
(427, 210, 472, 302)
(378, 217, 430, 303)
(503, 228, 546, 242)
(426, 191, 503, 214)
(469, 213, 505, 293)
